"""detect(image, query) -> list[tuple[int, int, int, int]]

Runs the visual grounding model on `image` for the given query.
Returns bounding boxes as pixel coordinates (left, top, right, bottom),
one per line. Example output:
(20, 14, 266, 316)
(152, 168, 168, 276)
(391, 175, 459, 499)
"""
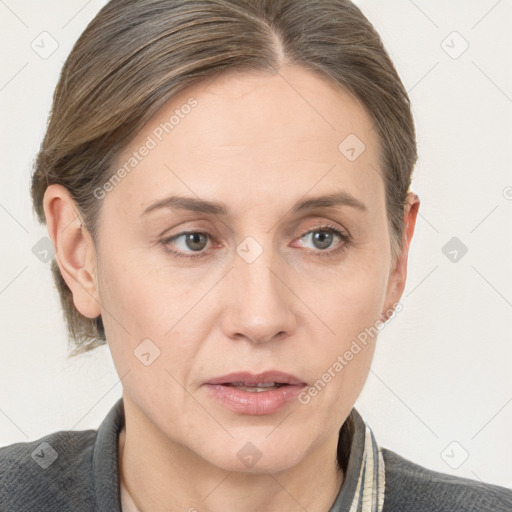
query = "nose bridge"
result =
(237, 238, 279, 300)
(221, 233, 296, 343)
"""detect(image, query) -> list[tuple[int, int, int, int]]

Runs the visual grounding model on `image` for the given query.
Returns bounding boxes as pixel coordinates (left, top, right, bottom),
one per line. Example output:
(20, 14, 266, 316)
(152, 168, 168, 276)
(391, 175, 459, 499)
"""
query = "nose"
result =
(220, 247, 297, 345)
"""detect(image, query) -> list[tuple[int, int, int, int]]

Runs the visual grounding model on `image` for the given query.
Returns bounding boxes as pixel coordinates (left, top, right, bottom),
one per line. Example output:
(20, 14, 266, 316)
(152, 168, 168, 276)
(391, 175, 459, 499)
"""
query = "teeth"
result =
(233, 385, 279, 392)
(230, 382, 280, 387)
(228, 382, 284, 392)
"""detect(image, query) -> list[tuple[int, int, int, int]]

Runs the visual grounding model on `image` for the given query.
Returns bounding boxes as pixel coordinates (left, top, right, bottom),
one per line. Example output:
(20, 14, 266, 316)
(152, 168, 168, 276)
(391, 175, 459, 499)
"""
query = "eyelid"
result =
(300, 222, 350, 241)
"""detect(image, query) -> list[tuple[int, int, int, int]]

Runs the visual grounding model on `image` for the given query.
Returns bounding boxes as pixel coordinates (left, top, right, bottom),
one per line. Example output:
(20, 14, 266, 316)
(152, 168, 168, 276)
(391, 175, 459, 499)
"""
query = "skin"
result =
(43, 64, 419, 511)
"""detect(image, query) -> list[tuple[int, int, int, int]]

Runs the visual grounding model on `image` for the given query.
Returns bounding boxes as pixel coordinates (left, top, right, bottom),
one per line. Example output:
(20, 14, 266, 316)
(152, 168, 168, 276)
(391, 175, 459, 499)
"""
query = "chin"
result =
(199, 439, 309, 474)
(219, 456, 301, 475)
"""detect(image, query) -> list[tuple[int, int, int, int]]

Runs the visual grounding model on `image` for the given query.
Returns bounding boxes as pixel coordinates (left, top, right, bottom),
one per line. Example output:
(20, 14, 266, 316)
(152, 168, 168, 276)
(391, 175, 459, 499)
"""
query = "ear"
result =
(381, 191, 420, 320)
(42, 184, 101, 319)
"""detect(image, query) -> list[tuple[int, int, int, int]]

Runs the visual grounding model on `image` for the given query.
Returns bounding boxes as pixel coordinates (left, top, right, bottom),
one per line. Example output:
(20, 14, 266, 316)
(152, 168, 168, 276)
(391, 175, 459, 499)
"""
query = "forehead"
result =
(106, 65, 383, 219)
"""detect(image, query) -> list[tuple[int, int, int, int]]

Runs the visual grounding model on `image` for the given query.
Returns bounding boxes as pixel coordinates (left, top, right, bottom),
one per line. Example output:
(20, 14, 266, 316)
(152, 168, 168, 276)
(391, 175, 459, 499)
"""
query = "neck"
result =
(118, 404, 344, 512)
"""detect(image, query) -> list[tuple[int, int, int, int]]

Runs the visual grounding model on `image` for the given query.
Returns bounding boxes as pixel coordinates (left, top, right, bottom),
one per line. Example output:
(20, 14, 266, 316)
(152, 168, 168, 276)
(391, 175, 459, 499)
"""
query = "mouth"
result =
(203, 371, 308, 415)
(221, 382, 288, 392)
(204, 370, 307, 388)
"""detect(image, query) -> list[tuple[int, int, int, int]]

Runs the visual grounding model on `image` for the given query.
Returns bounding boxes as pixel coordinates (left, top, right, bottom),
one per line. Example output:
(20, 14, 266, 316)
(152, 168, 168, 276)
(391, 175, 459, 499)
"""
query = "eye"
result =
(297, 224, 350, 254)
(162, 231, 211, 258)
(161, 224, 351, 260)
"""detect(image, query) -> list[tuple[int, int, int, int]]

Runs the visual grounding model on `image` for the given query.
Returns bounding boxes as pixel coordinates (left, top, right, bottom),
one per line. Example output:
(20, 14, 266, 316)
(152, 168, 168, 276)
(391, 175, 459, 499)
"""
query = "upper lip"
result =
(205, 371, 307, 386)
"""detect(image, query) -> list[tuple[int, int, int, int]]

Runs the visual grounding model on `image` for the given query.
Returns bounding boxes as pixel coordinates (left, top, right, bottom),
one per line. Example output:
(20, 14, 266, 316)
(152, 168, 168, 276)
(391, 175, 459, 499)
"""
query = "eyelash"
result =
(160, 224, 351, 260)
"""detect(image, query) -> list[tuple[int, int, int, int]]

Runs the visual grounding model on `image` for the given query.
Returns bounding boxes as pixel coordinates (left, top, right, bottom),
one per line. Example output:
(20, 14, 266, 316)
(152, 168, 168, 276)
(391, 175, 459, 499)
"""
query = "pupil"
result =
(186, 233, 206, 251)
(313, 231, 332, 250)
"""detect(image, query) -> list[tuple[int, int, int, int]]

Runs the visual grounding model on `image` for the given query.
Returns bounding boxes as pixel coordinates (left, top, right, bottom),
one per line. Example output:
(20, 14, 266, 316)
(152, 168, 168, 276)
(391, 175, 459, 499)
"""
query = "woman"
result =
(1, 0, 511, 510)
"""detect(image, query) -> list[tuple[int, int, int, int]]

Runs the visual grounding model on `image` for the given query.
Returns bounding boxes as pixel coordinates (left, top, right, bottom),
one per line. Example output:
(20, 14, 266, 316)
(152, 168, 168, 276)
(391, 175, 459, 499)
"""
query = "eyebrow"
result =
(141, 190, 368, 217)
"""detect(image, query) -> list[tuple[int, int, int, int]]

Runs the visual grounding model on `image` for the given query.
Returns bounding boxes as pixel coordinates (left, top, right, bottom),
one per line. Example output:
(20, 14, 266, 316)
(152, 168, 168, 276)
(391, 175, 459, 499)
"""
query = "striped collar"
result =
(330, 408, 386, 512)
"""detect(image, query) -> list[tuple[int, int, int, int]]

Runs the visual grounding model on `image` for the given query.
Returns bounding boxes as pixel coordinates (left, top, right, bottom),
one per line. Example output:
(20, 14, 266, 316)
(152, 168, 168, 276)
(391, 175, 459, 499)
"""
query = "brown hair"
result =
(30, 0, 417, 360)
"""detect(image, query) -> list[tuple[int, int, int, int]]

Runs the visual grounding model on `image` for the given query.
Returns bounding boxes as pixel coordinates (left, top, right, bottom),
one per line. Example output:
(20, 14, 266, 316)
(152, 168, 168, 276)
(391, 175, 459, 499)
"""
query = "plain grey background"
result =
(0, 0, 511, 489)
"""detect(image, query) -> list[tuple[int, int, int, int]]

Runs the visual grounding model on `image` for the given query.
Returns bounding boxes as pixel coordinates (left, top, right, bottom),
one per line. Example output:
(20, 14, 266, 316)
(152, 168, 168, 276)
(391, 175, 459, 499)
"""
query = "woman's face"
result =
(88, 65, 416, 472)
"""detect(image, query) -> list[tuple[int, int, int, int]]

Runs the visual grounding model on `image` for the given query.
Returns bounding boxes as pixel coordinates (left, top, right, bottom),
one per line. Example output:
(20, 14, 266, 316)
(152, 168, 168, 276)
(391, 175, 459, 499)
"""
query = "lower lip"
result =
(203, 383, 307, 415)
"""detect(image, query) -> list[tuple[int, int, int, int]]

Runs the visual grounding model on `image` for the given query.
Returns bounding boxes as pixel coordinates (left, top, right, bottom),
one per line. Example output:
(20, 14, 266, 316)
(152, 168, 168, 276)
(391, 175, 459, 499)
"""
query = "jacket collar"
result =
(329, 408, 385, 511)
(92, 397, 125, 511)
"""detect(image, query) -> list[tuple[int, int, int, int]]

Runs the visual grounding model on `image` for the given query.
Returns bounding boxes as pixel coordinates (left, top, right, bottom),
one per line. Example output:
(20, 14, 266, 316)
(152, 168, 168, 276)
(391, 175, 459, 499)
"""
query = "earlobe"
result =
(42, 184, 101, 319)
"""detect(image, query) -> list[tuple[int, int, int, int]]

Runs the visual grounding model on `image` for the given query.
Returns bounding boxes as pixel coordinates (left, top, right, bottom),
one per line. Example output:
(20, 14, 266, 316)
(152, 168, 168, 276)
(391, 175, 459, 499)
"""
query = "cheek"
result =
(95, 252, 171, 368)
(97, 251, 209, 375)
(98, 247, 182, 328)
(320, 254, 388, 334)
(309, 254, 387, 390)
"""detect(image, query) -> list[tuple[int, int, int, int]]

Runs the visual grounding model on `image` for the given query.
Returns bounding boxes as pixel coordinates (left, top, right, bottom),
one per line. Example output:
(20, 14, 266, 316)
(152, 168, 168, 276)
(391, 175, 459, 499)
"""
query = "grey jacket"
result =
(1, 398, 511, 511)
